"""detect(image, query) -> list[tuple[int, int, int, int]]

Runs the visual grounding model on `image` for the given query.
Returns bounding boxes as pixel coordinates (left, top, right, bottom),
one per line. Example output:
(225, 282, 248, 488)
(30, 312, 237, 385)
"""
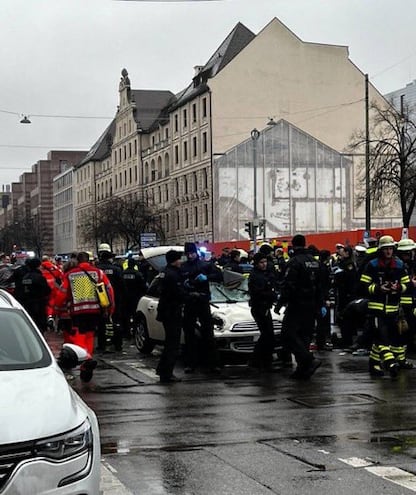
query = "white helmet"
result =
(98, 243, 111, 253)
(378, 235, 395, 249)
(397, 238, 416, 251)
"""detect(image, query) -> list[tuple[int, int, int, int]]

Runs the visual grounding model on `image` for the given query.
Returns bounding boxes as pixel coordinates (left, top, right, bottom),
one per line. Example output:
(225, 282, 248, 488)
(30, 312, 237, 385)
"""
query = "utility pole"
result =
(365, 73, 371, 233)
(251, 128, 260, 252)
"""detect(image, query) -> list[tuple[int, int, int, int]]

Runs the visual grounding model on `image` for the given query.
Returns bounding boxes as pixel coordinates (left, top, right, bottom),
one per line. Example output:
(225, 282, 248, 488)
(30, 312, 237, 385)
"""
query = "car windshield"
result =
(210, 280, 249, 303)
(0, 309, 52, 371)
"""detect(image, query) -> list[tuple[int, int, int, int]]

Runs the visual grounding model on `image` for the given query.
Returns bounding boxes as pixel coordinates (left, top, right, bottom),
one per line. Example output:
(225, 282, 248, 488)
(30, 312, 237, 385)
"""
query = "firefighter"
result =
(360, 235, 411, 377)
(396, 238, 416, 355)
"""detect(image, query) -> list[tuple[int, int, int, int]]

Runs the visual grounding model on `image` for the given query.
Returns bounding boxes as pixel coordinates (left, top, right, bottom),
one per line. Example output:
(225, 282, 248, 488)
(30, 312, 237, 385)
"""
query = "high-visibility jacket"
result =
(360, 256, 410, 315)
(55, 262, 114, 316)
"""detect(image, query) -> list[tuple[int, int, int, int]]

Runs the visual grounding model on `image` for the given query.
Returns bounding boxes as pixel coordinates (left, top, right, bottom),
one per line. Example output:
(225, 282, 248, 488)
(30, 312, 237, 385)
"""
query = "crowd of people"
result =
(1, 232, 415, 384)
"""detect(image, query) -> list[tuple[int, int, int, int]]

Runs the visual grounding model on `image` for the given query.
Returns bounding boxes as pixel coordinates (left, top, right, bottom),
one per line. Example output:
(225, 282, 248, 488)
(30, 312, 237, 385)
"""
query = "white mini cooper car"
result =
(134, 246, 282, 357)
(0, 290, 101, 494)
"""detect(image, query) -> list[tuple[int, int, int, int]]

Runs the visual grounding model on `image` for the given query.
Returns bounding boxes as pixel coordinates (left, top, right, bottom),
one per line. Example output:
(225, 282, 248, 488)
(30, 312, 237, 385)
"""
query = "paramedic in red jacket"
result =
(40, 255, 63, 329)
(55, 251, 114, 382)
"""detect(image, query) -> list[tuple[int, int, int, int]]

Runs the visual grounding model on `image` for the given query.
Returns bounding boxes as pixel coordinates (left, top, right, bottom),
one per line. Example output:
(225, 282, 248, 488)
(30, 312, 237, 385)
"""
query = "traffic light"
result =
(258, 219, 266, 236)
(244, 221, 253, 237)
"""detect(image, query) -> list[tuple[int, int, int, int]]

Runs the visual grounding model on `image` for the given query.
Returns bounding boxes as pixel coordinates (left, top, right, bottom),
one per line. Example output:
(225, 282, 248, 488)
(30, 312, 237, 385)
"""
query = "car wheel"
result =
(134, 316, 155, 354)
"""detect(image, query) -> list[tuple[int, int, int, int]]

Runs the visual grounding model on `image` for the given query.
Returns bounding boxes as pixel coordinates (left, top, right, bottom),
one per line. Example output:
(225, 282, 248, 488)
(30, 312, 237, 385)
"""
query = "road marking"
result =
(101, 462, 133, 495)
(365, 466, 416, 492)
(339, 457, 374, 468)
(339, 457, 416, 492)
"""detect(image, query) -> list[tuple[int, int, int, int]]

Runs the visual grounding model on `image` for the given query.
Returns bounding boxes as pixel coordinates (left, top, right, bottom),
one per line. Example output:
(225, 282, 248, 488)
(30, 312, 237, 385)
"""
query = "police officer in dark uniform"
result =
(122, 257, 147, 337)
(96, 243, 125, 351)
(156, 250, 186, 383)
(277, 234, 324, 379)
(20, 257, 51, 333)
(180, 242, 223, 373)
(248, 252, 278, 371)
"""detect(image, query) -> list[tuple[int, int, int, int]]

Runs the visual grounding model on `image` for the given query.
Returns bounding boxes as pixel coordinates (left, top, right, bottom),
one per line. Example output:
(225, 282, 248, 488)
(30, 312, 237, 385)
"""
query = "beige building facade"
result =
(74, 17, 399, 253)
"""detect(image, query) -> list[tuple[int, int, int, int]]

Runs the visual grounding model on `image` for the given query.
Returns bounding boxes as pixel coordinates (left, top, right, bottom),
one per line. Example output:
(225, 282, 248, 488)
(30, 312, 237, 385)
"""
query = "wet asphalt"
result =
(46, 332, 416, 494)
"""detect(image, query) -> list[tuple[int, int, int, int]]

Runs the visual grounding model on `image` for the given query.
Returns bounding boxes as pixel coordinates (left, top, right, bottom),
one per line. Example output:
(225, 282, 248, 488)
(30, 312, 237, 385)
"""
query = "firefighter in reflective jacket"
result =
(360, 235, 411, 377)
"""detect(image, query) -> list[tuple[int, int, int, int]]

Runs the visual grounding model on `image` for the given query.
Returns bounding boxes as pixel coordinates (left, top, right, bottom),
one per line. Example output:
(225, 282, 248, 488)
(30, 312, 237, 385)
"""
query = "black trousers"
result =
(157, 308, 182, 379)
(250, 305, 275, 366)
(282, 304, 315, 369)
(183, 299, 219, 369)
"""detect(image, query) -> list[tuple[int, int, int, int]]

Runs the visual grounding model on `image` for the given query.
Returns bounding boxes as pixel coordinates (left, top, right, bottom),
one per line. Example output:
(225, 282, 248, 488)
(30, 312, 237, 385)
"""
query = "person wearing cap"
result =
(180, 242, 223, 373)
(397, 238, 416, 354)
(248, 252, 278, 371)
(156, 250, 186, 383)
(277, 234, 324, 379)
(360, 235, 411, 377)
(354, 244, 368, 275)
(96, 243, 125, 352)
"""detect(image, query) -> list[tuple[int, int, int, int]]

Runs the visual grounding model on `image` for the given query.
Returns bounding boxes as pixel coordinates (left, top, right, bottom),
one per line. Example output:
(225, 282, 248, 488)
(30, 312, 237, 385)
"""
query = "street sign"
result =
(140, 233, 158, 247)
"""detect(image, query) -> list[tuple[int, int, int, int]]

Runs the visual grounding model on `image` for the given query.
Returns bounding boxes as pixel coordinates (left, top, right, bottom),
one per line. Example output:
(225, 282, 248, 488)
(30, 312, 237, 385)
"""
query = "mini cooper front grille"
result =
(231, 320, 282, 332)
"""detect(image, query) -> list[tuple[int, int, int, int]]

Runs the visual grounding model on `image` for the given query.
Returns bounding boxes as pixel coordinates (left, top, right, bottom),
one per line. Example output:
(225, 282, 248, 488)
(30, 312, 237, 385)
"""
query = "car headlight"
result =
(212, 315, 225, 331)
(34, 419, 92, 461)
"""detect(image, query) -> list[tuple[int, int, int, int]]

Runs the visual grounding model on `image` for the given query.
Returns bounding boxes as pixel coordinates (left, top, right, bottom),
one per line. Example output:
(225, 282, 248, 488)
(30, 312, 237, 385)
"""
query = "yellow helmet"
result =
(378, 235, 395, 249)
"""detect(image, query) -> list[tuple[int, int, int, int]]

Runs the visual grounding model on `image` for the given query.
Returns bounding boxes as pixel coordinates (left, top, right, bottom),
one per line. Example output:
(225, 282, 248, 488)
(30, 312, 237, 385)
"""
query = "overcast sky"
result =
(1, 0, 416, 186)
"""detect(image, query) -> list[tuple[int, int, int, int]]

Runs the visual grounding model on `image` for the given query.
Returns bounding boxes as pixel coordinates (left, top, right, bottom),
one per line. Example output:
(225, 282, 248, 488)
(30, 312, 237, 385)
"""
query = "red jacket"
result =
(55, 262, 114, 316)
(41, 261, 63, 317)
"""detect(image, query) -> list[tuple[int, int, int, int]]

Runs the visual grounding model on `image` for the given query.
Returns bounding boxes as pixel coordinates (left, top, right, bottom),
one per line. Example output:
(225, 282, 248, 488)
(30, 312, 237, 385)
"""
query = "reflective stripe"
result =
(368, 302, 384, 310)
(401, 275, 411, 284)
(400, 296, 413, 304)
(361, 274, 372, 283)
(369, 284, 376, 295)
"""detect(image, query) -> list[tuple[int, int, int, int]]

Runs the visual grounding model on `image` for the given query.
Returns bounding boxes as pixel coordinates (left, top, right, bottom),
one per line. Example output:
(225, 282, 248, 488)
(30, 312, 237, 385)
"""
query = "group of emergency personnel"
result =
(2, 231, 415, 384)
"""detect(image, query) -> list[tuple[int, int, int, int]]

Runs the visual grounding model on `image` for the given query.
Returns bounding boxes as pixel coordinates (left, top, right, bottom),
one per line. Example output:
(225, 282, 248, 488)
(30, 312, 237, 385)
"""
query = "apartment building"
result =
(74, 17, 394, 251)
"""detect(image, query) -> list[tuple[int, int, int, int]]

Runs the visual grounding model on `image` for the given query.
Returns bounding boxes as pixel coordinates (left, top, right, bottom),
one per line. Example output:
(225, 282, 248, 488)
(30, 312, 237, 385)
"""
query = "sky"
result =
(1, 0, 416, 186)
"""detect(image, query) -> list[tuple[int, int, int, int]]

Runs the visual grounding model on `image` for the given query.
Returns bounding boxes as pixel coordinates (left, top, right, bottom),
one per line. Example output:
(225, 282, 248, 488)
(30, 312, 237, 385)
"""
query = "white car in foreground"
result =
(0, 290, 100, 494)
(134, 246, 282, 357)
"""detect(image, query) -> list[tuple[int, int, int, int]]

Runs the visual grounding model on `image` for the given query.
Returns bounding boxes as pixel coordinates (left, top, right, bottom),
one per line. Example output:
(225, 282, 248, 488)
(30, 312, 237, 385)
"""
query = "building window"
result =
(184, 175, 188, 194)
(119, 149, 122, 162)
(194, 206, 198, 227)
(174, 145, 179, 165)
(124, 145, 127, 160)
(174, 114, 178, 133)
(175, 179, 179, 196)
(185, 208, 189, 228)
(176, 211, 180, 229)
(192, 103, 197, 123)
(166, 213, 169, 232)
(192, 136, 197, 157)
(165, 128, 169, 140)
(203, 167, 208, 189)
(204, 203, 209, 225)
(183, 141, 188, 161)
(134, 139, 137, 155)
(202, 97, 207, 118)
(193, 172, 198, 191)
(129, 142, 132, 158)
(183, 109, 187, 128)
(202, 131, 208, 154)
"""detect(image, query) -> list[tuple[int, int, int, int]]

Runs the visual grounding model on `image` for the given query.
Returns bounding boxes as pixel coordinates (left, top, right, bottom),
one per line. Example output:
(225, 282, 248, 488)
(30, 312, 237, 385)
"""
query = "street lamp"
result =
(251, 128, 260, 251)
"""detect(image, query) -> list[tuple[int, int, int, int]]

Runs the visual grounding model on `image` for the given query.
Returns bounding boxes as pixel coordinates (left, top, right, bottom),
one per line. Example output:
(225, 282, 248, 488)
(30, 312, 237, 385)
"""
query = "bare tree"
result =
(350, 100, 416, 227)
(78, 195, 166, 252)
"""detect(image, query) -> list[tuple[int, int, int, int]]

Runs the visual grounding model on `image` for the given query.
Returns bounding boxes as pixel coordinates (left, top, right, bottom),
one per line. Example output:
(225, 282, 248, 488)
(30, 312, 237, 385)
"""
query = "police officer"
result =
(96, 243, 125, 351)
(277, 234, 324, 379)
(122, 257, 147, 336)
(156, 250, 186, 383)
(248, 252, 278, 371)
(181, 242, 222, 373)
(20, 257, 51, 333)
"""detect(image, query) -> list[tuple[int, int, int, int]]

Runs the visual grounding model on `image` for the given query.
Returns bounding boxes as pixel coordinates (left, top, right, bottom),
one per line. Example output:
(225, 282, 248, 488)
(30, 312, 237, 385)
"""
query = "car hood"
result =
(0, 365, 87, 444)
(211, 301, 283, 323)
